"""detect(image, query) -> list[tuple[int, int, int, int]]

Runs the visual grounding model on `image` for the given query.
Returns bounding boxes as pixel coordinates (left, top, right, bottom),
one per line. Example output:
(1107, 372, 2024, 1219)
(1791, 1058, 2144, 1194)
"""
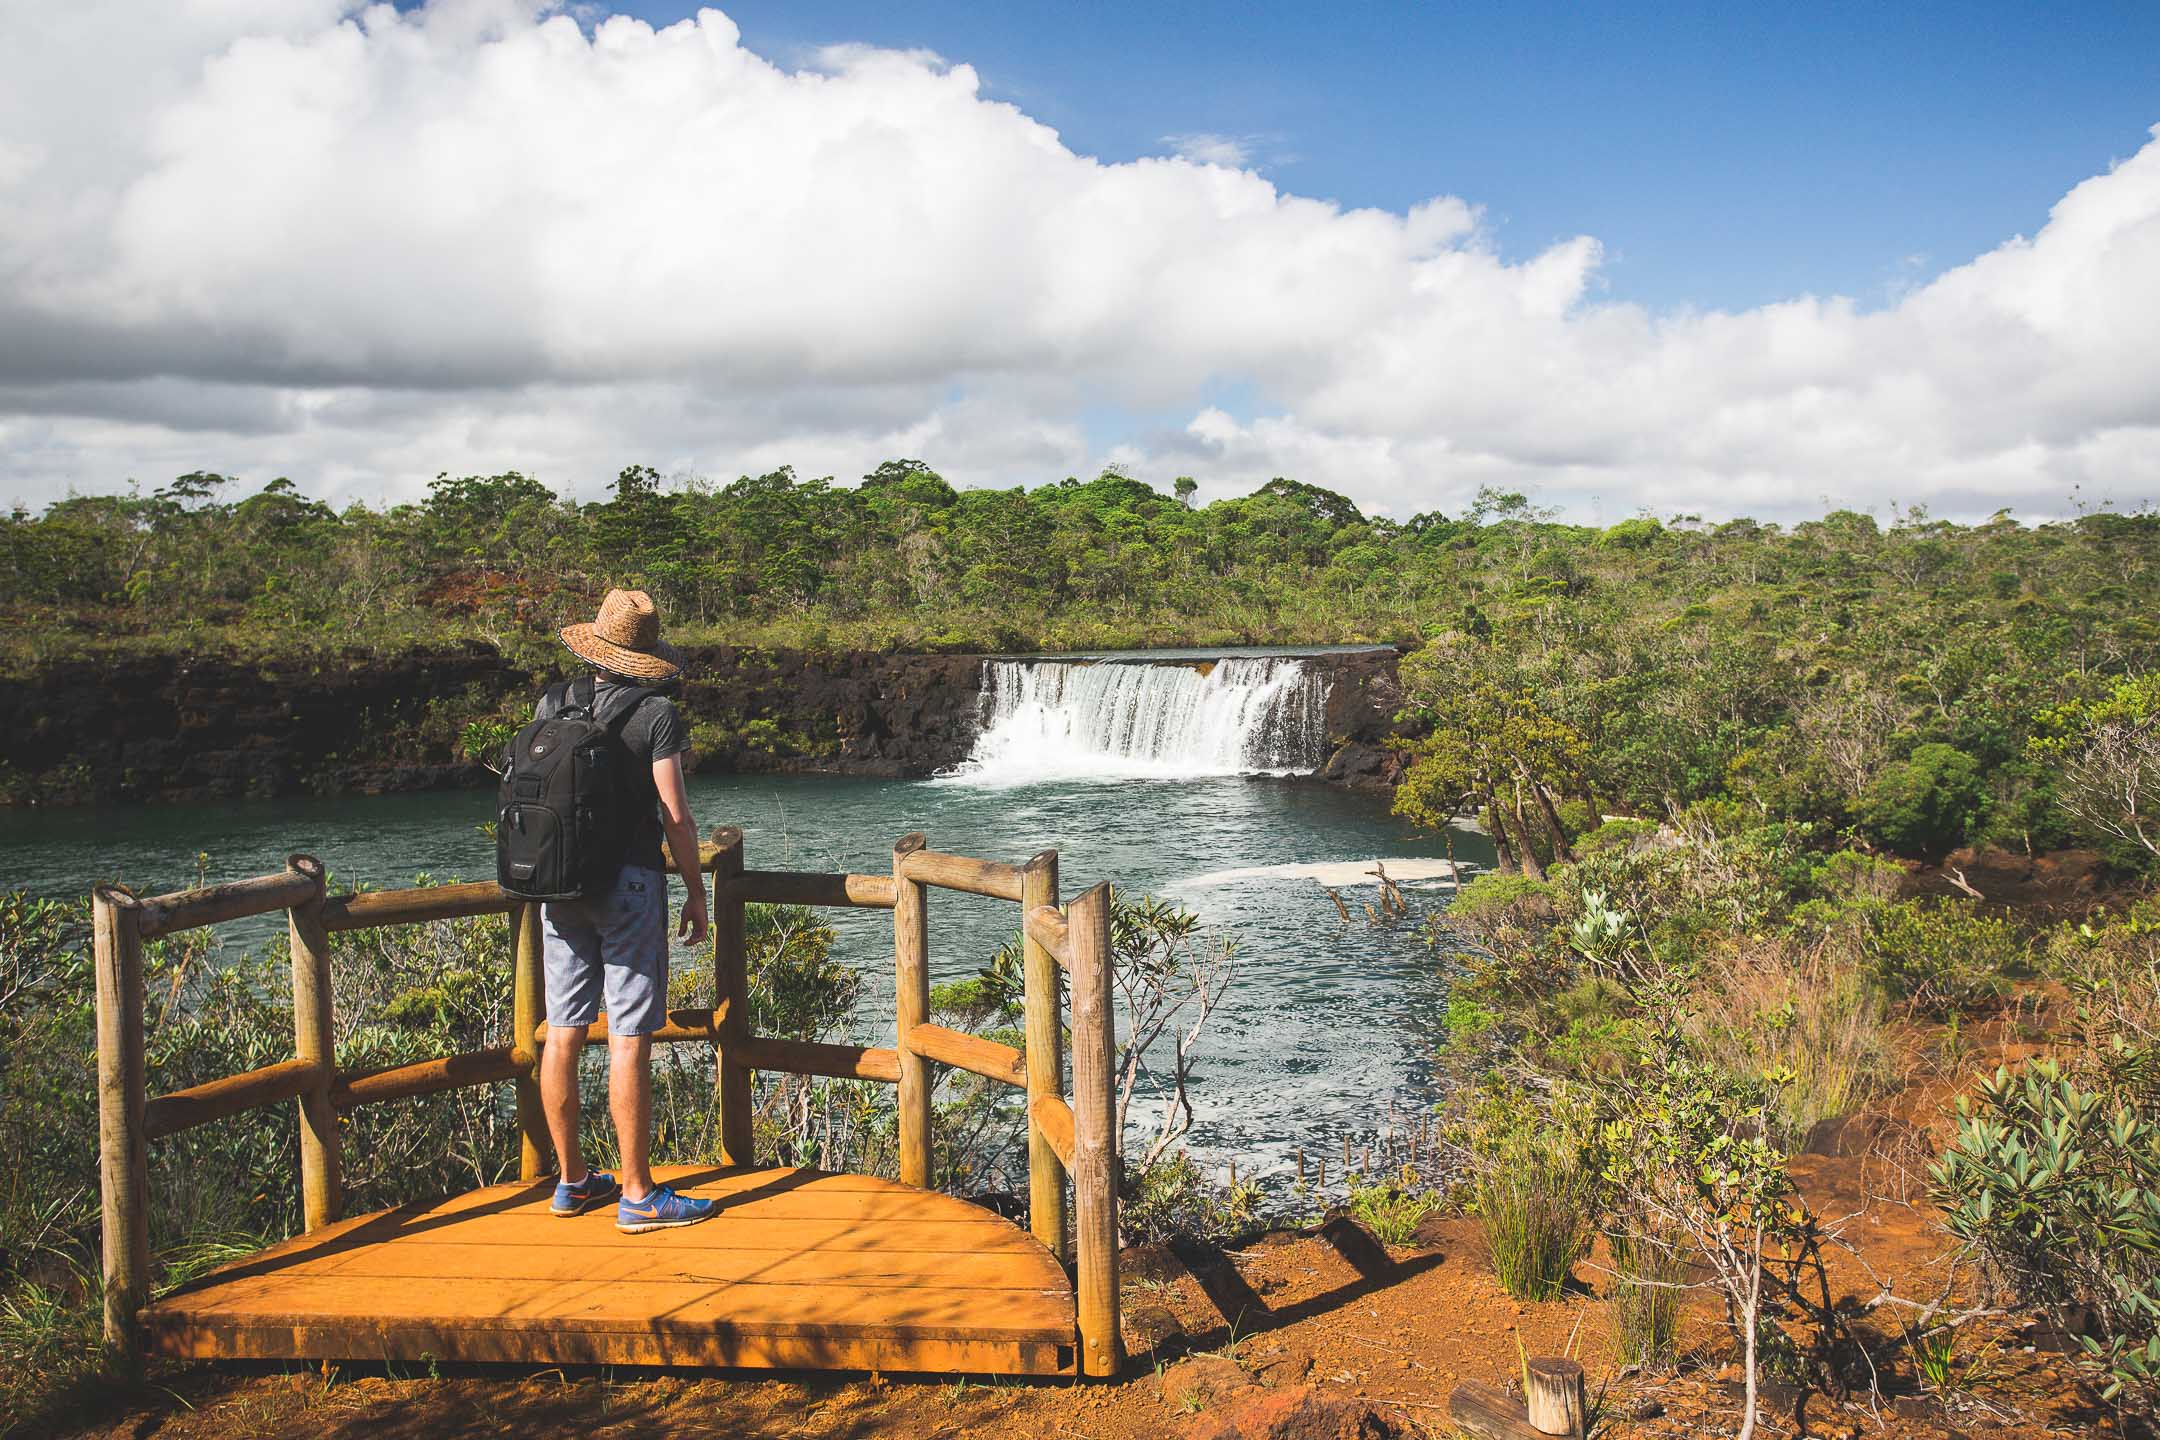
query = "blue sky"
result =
(629, 0, 2160, 312)
(4, 1, 2157, 518)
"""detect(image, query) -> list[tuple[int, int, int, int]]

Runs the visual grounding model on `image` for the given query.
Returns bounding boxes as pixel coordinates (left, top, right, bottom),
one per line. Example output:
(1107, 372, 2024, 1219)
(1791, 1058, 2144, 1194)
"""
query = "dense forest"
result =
(9, 463, 2160, 866)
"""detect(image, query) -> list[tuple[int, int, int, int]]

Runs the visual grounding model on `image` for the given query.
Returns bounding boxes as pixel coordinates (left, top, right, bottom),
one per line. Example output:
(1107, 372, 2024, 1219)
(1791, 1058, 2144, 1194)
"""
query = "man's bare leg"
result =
(610, 1032, 656, 1200)
(541, 1024, 587, 1182)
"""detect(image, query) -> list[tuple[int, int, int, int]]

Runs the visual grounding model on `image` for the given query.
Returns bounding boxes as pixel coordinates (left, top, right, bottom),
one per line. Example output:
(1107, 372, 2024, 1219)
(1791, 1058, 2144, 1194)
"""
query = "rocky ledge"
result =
(6, 644, 1410, 806)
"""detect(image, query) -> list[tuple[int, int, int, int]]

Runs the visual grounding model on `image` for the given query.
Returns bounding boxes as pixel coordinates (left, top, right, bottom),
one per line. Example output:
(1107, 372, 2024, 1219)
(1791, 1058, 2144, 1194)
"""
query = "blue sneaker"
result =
(551, 1170, 621, 1217)
(616, 1183, 717, 1234)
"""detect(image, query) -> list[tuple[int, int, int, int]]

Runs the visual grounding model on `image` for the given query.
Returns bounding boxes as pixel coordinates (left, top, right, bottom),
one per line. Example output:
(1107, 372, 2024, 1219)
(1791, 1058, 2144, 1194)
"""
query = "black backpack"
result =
(496, 676, 654, 900)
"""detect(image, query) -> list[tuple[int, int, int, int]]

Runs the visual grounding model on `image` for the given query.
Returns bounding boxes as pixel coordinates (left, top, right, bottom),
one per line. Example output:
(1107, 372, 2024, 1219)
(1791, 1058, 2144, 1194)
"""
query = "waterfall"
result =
(944, 656, 1330, 786)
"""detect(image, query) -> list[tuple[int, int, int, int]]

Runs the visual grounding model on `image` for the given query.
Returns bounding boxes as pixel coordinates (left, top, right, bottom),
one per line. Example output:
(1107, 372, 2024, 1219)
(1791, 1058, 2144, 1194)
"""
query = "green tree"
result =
(1858, 743, 1985, 860)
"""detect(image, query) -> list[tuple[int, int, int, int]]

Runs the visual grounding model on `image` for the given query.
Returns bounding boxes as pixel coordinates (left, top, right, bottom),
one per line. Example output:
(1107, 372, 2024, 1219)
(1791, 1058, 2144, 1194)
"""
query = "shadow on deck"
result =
(143, 1166, 1079, 1376)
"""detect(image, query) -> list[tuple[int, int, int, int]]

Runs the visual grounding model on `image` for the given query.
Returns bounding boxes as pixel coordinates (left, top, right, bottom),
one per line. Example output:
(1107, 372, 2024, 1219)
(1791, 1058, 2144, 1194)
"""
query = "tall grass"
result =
(1607, 1227, 1688, 1370)
(1474, 1129, 1599, 1301)
(0, 1249, 107, 1439)
(1695, 945, 1892, 1147)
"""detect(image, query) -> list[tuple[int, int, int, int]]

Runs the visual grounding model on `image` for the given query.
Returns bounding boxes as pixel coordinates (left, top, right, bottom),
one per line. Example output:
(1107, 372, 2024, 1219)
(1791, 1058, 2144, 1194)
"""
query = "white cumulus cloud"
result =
(0, 0, 2156, 521)
(1163, 132, 1254, 168)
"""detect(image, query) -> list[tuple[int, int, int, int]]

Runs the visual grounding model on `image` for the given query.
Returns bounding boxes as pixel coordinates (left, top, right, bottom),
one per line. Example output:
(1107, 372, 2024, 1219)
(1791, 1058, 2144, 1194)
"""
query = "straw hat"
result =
(560, 588, 686, 682)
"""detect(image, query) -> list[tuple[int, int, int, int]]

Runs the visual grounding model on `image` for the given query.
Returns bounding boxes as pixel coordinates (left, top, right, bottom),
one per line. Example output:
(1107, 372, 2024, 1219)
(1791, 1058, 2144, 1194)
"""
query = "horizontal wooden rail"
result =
(322, 866, 900, 937)
(536, 1007, 724, 1048)
(726, 871, 897, 910)
(908, 1023, 1027, 1088)
(743, 1036, 902, 1083)
(322, 880, 515, 932)
(132, 845, 923, 946)
(1031, 1094, 1076, 1169)
(1023, 905, 1072, 971)
(145, 1057, 327, 1139)
(332, 1047, 524, 1109)
(136, 862, 323, 939)
(901, 849, 1025, 902)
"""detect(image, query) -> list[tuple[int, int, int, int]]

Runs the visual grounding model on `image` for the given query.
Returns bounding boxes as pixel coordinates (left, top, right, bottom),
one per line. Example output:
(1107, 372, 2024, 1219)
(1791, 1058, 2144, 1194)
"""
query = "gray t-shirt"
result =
(534, 675, 688, 872)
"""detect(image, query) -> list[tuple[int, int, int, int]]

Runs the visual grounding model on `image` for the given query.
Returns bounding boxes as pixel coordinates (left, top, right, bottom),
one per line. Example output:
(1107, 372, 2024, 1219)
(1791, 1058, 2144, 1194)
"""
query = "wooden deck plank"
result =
(232, 1241, 1065, 1289)
(144, 1318, 1070, 1373)
(324, 1189, 1026, 1225)
(221, 1217, 1039, 1265)
(148, 1277, 1071, 1335)
(144, 1166, 1078, 1375)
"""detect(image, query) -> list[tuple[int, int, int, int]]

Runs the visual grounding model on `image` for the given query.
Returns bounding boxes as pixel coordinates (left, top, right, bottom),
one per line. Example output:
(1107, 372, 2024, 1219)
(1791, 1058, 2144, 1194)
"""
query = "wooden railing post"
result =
(92, 883, 149, 1364)
(1021, 849, 1068, 1260)
(712, 826, 754, 1167)
(1068, 881, 1123, 1377)
(893, 832, 932, 1189)
(510, 900, 551, 1181)
(285, 855, 341, 1229)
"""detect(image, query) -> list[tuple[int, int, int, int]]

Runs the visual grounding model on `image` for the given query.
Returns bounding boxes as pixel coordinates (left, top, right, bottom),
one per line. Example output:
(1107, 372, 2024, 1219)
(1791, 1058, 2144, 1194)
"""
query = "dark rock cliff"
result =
(1308, 647, 1413, 792)
(6, 645, 1410, 806)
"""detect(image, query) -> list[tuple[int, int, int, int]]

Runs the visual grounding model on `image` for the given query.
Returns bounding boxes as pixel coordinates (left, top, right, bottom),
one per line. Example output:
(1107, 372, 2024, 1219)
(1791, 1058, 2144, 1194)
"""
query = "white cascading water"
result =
(944, 657, 1330, 786)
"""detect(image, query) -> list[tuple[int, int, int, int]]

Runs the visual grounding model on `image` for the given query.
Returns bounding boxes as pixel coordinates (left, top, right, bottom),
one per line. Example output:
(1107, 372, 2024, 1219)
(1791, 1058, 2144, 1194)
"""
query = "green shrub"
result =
(740, 717, 783, 753)
(457, 715, 517, 767)
(1866, 900, 2023, 1015)
(2040, 900, 2160, 1064)
(1443, 994, 1500, 1050)
(1450, 872, 1563, 921)
(1800, 848, 1904, 905)
(1592, 1034, 1804, 1438)
(1576, 817, 1659, 857)
(1542, 975, 1640, 1076)
(1122, 1151, 1259, 1243)
(1598, 517, 1664, 549)
(1859, 742, 1985, 860)
(1439, 874, 1574, 1008)
(686, 719, 733, 759)
(1933, 1059, 2160, 1412)
(1345, 1173, 1441, 1247)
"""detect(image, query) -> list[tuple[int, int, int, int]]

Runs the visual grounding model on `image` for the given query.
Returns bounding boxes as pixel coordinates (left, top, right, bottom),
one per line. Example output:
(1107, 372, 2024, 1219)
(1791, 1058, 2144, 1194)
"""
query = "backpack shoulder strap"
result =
(535, 677, 587, 721)
(593, 682, 656, 734)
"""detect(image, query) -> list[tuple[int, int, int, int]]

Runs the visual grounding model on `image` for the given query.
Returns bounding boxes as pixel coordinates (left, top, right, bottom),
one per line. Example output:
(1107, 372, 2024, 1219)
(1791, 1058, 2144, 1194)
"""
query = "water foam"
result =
(940, 656, 1328, 787)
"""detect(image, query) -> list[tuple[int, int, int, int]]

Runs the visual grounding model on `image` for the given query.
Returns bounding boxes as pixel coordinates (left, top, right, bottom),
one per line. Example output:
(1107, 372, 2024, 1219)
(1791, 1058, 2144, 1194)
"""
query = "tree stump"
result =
(1526, 1356, 1586, 1437)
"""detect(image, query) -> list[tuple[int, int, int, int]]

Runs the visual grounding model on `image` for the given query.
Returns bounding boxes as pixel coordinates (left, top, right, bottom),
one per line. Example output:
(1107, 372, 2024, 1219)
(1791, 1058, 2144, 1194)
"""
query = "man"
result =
(538, 588, 716, 1232)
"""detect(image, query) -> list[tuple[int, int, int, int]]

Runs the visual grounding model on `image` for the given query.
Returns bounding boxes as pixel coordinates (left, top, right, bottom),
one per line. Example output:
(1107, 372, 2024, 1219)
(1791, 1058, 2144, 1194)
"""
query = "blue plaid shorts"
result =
(541, 865, 669, 1036)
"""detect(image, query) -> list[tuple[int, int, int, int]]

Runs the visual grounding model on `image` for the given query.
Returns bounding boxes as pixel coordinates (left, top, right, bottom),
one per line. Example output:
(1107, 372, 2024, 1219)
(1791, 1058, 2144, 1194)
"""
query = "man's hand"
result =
(653, 750, 709, 948)
(678, 896, 709, 949)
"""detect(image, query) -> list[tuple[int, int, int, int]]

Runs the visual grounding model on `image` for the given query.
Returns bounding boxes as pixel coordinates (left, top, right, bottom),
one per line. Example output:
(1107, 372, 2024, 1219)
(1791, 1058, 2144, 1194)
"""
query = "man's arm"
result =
(653, 752, 709, 947)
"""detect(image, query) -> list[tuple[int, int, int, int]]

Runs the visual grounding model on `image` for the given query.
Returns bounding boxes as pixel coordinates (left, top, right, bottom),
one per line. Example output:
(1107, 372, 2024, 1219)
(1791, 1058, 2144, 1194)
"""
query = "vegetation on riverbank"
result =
(13, 463, 2160, 827)
(1382, 808, 2159, 1436)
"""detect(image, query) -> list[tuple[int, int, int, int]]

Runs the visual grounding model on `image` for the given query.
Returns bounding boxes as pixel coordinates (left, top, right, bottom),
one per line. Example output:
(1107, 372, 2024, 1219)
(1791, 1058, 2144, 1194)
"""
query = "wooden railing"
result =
(91, 828, 1123, 1378)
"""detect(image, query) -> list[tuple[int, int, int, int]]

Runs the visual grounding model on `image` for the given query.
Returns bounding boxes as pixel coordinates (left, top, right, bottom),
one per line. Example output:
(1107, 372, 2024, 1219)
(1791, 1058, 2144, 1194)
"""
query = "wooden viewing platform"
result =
(144, 1166, 1076, 1374)
(93, 830, 1122, 1378)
